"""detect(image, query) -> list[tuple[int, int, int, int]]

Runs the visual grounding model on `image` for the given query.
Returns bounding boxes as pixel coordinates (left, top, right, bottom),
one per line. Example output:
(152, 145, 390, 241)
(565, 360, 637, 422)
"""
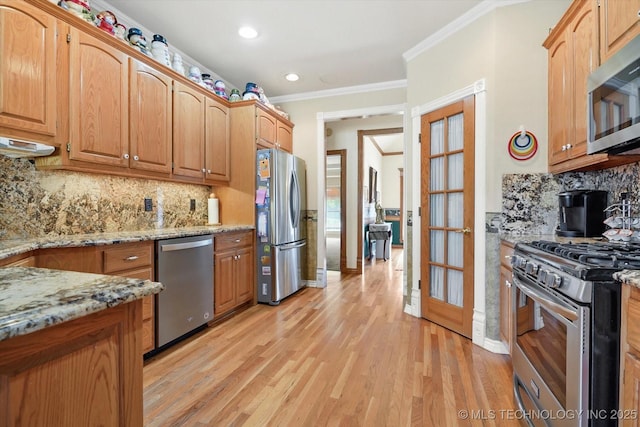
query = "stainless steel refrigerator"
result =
(256, 148, 306, 305)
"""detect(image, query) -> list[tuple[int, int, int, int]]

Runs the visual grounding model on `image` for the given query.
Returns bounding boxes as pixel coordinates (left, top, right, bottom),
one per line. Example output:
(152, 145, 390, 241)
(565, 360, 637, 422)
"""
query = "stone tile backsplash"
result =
(0, 157, 211, 239)
(502, 162, 640, 235)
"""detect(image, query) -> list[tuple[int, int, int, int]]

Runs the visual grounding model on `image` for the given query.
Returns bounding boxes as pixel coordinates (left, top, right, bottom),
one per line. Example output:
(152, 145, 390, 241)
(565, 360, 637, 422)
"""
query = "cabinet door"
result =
(0, 1, 57, 138)
(256, 108, 277, 149)
(235, 246, 254, 305)
(499, 265, 512, 354)
(548, 34, 571, 166)
(204, 97, 230, 182)
(215, 251, 237, 315)
(600, 0, 640, 62)
(129, 60, 172, 174)
(570, 1, 598, 159)
(622, 352, 640, 427)
(277, 121, 293, 152)
(69, 29, 128, 166)
(173, 81, 205, 179)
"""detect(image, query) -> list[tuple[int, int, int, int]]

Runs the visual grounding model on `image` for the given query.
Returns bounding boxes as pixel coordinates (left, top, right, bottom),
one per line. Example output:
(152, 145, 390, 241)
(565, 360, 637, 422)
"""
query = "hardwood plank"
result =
(143, 248, 516, 426)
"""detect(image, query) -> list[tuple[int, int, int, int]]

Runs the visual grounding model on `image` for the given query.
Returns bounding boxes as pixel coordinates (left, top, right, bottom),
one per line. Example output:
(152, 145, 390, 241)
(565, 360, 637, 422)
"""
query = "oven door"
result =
(512, 270, 589, 427)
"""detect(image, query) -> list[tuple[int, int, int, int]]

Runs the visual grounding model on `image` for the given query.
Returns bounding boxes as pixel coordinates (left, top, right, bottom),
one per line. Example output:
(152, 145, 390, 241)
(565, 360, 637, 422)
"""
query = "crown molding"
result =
(403, 0, 530, 62)
(270, 80, 407, 104)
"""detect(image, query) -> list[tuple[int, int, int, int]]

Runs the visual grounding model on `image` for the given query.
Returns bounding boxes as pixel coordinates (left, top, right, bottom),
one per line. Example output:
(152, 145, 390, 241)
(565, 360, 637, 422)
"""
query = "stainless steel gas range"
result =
(510, 240, 640, 427)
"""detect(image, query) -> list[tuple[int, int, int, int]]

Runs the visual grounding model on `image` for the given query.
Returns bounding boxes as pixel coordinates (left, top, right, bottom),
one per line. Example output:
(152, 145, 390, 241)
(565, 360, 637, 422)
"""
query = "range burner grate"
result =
(529, 240, 640, 269)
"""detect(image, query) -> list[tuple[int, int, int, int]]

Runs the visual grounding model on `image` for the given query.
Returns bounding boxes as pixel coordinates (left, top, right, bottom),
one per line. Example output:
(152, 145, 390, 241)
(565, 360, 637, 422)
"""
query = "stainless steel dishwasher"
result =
(156, 234, 214, 348)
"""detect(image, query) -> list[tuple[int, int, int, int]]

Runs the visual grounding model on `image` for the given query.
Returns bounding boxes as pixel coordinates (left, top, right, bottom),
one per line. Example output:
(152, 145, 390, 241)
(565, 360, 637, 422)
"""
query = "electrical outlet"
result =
(190, 199, 196, 211)
(262, 283, 268, 295)
(144, 198, 153, 212)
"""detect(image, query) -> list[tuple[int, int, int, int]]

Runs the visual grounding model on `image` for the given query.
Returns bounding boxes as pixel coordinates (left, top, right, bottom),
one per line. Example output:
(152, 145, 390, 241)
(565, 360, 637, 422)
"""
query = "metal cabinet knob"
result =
(561, 145, 566, 151)
(201, 168, 206, 173)
(133, 155, 139, 161)
(123, 153, 130, 159)
(207, 169, 211, 174)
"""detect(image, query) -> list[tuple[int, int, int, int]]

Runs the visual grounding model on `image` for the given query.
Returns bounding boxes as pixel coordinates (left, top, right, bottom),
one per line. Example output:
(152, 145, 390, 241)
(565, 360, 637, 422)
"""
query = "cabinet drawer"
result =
(500, 242, 515, 269)
(215, 232, 252, 252)
(627, 294, 640, 354)
(103, 242, 153, 274)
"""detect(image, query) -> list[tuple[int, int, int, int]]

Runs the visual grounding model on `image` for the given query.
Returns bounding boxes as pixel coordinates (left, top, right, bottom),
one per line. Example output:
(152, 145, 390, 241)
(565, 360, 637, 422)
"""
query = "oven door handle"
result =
(512, 272, 578, 322)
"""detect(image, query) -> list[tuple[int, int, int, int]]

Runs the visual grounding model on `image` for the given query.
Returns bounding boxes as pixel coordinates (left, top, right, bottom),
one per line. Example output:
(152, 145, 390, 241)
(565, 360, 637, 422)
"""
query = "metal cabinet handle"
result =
(505, 279, 512, 288)
(504, 255, 511, 259)
(235, 239, 241, 243)
(124, 255, 139, 261)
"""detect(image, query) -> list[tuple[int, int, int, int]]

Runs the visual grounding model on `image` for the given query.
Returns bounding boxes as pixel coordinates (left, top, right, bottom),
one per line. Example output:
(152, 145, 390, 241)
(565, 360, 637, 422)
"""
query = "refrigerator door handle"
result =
(279, 240, 307, 250)
(290, 169, 301, 229)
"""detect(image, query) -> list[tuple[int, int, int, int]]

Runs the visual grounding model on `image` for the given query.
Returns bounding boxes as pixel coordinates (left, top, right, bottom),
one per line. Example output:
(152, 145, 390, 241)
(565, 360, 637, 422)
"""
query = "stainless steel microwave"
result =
(587, 35, 640, 155)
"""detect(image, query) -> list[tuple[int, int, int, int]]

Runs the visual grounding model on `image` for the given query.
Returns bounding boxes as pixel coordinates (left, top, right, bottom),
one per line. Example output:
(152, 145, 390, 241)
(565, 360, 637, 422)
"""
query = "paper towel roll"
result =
(208, 197, 219, 225)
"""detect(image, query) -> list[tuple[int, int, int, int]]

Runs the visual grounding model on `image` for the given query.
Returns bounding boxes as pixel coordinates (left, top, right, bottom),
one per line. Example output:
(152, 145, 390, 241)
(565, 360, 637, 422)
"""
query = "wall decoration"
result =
(508, 128, 538, 161)
(368, 167, 377, 203)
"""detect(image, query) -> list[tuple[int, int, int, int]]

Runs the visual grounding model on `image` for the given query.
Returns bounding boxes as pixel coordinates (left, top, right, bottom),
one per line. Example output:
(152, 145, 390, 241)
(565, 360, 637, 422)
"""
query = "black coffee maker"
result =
(556, 190, 608, 237)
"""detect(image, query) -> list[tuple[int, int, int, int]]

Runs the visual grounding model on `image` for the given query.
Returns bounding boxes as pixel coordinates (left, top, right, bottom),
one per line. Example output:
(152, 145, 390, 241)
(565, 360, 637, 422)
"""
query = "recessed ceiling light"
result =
(285, 73, 299, 82)
(238, 26, 258, 39)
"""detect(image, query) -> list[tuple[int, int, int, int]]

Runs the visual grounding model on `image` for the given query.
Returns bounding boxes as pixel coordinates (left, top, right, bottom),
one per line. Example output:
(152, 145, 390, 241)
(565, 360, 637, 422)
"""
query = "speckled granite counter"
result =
(0, 225, 253, 261)
(614, 270, 640, 289)
(0, 266, 163, 341)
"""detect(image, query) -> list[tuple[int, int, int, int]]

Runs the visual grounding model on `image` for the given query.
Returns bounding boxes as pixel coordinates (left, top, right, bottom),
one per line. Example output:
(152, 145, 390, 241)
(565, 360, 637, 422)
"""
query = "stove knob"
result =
(538, 269, 548, 282)
(525, 262, 539, 275)
(546, 273, 562, 288)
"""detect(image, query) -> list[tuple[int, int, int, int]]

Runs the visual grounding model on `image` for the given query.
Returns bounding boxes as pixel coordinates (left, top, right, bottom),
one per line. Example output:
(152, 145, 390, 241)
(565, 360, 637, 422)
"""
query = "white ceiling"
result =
(101, 0, 485, 100)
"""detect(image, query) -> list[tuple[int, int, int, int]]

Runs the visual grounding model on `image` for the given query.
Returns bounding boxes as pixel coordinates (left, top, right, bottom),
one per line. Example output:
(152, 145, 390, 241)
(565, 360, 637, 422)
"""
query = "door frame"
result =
(357, 127, 404, 272)
(315, 104, 406, 286)
(326, 149, 347, 272)
(409, 79, 489, 348)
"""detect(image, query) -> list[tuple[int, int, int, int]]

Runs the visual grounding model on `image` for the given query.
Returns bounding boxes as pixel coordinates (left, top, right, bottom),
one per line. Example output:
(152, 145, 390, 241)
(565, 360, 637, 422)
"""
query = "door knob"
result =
(453, 227, 472, 234)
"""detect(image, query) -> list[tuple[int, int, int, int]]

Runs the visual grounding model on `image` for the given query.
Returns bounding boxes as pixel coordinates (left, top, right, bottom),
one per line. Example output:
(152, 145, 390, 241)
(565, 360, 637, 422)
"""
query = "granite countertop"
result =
(0, 224, 254, 261)
(613, 270, 640, 289)
(0, 266, 164, 341)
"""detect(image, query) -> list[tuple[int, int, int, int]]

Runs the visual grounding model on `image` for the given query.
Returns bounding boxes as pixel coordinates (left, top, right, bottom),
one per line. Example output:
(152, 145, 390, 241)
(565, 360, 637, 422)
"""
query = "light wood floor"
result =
(143, 249, 519, 426)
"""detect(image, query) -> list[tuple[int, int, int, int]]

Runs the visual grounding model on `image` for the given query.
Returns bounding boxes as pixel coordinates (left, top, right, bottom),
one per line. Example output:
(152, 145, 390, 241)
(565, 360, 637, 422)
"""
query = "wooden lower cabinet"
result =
(35, 240, 156, 354)
(621, 285, 640, 425)
(214, 231, 255, 316)
(499, 241, 515, 353)
(0, 300, 143, 427)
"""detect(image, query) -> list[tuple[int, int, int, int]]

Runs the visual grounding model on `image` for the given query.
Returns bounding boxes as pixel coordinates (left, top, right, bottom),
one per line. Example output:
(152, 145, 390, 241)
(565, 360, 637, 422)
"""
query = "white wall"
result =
(381, 155, 403, 209)
(406, 0, 570, 211)
(277, 89, 406, 210)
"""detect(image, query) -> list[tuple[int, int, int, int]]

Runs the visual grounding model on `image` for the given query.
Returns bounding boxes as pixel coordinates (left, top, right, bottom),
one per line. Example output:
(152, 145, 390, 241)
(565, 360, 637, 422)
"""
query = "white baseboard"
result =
(482, 338, 509, 355)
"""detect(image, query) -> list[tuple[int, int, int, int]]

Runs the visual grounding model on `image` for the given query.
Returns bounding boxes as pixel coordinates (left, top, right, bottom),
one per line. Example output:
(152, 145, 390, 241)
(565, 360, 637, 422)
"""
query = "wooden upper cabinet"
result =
(569, 2, 598, 159)
(544, 0, 640, 173)
(0, 1, 57, 140)
(205, 97, 230, 183)
(256, 106, 294, 152)
(68, 28, 129, 166)
(173, 81, 205, 179)
(256, 108, 277, 149)
(599, 0, 640, 62)
(129, 59, 172, 174)
(547, 35, 571, 166)
(277, 121, 293, 152)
